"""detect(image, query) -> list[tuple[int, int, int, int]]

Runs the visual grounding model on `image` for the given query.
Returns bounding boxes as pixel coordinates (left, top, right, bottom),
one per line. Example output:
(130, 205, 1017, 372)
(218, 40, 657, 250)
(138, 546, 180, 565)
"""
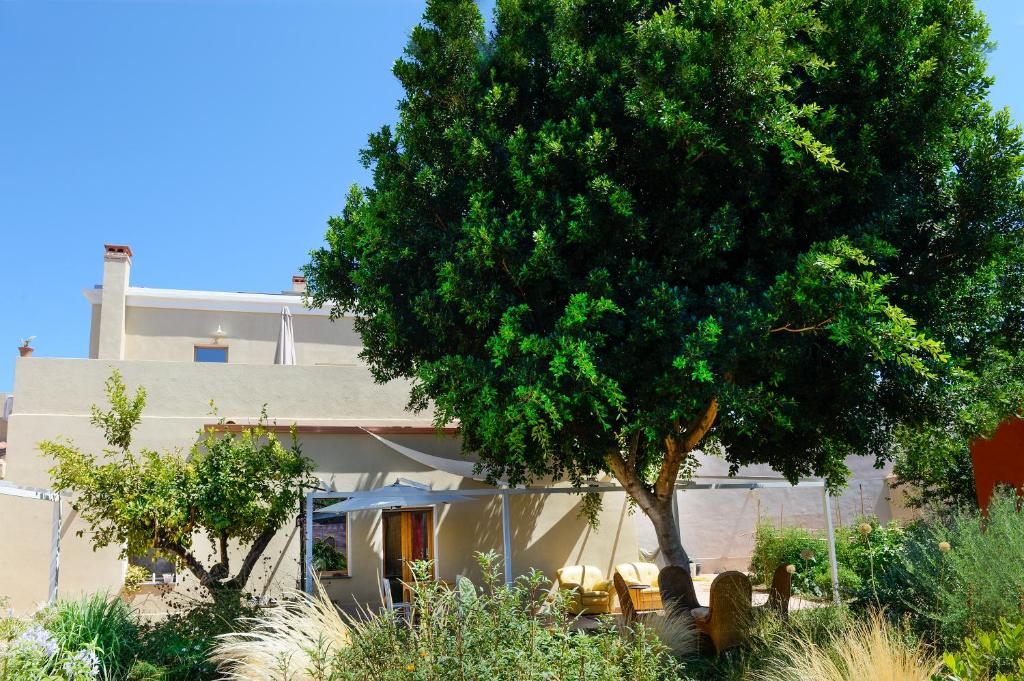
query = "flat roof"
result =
(82, 286, 344, 316)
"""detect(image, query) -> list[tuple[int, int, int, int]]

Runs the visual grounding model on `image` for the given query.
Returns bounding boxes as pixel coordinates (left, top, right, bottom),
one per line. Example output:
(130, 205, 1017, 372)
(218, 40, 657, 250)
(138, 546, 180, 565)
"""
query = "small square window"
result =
(194, 345, 228, 363)
(129, 549, 177, 585)
(300, 499, 349, 581)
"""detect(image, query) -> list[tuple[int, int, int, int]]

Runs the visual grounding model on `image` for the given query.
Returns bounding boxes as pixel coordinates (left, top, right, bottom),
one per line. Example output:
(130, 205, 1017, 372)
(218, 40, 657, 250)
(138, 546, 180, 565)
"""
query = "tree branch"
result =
(229, 528, 278, 591)
(655, 398, 719, 498)
(606, 450, 656, 514)
(155, 540, 213, 587)
(769, 318, 833, 333)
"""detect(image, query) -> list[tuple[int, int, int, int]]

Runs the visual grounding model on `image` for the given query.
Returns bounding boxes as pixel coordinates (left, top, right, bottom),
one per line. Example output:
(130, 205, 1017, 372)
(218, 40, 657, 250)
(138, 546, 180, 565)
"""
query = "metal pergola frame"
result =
(0, 481, 63, 604)
(304, 475, 842, 604)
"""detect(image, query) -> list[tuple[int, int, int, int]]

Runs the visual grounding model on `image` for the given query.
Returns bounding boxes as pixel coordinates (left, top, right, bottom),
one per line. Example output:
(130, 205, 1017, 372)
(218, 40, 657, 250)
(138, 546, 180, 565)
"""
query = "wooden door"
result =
(382, 509, 434, 602)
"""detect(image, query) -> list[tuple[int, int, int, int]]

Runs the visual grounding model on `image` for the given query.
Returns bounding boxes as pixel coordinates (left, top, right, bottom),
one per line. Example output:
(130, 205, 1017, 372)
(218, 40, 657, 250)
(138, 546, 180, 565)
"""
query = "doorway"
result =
(382, 508, 434, 601)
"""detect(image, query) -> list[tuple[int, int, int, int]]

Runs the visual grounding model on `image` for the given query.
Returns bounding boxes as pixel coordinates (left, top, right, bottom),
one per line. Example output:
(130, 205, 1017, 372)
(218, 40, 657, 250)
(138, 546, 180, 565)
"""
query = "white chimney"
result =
(291, 275, 307, 294)
(97, 244, 132, 360)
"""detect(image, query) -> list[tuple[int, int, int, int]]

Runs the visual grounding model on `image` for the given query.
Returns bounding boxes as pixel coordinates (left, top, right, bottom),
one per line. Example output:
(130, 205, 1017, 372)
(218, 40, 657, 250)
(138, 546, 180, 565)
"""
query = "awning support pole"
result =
(501, 491, 512, 586)
(304, 492, 314, 595)
(49, 495, 61, 605)
(822, 486, 841, 605)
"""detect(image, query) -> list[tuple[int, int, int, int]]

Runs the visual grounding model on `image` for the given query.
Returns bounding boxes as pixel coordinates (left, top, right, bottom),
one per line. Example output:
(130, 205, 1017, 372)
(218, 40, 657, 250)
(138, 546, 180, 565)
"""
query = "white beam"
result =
(822, 487, 841, 605)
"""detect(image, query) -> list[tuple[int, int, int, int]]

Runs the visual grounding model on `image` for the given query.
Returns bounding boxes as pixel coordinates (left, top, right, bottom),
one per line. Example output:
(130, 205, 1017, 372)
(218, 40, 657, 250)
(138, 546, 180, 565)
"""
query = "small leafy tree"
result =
(305, 0, 1024, 592)
(42, 371, 315, 596)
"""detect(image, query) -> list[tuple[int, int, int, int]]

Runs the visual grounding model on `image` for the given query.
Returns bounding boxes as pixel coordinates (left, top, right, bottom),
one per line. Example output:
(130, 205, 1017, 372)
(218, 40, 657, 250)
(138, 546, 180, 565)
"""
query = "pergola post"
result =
(304, 491, 314, 595)
(49, 495, 62, 604)
(501, 491, 513, 586)
(822, 486, 841, 605)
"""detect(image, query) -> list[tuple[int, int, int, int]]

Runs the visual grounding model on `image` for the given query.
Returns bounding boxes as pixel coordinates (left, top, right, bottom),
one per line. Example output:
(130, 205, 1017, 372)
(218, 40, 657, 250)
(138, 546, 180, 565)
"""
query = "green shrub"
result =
(750, 523, 829, 597)
(837, 519, 907, 605)
(324, 552, 679, 681)
(42, 594, 139, 680)
(868, 490, 1024, 644)
(0, 625, 102, 681)
(752, 517, 915, 603)
(126, 660, 169, 681)
(137, 595, 257, 681)
(941, 619, 1024, 681)
(813, 564, 863, 598)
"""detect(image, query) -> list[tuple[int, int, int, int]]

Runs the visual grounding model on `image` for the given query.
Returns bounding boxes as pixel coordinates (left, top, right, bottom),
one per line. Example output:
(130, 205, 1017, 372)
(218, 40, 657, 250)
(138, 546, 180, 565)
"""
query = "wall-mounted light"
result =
(212, 325, 227, 344)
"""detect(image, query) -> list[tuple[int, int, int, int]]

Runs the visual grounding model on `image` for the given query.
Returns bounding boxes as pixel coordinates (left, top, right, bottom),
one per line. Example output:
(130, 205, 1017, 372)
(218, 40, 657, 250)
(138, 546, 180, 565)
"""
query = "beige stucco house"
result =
(0, 244, 909, 614)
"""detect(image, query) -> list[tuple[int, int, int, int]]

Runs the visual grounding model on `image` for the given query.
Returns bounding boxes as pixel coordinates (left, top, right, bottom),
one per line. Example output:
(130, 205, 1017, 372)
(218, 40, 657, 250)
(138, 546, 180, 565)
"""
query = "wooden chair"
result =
(764, 563, 793, 620)
(690, 571, 752, 654)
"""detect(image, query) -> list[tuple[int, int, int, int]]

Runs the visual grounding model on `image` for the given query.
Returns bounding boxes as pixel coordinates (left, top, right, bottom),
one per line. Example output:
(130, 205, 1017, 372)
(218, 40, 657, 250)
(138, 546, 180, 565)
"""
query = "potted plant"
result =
(18, 336, 35, 357)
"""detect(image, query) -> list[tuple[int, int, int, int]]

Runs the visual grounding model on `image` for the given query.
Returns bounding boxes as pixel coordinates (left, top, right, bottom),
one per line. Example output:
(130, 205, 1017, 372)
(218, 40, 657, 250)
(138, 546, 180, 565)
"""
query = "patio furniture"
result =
(690, 571, 752, 655)
(614, 562, 663, 616)
(658, 564, 701, 614)
(556, 565, 613, 615)
(380, 576, 413, 622)
(762, 563, 793, 620)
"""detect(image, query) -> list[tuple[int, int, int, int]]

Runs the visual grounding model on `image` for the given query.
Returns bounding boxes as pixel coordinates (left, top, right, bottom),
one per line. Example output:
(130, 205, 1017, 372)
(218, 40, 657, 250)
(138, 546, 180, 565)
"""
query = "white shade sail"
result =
(362, 429, 508, 484)
(274, 306, 297, 365)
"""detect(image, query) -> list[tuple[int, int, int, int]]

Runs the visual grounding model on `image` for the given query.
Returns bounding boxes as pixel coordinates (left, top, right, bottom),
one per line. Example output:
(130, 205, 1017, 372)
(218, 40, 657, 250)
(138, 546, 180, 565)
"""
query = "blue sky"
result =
(0, 0, 1021, 393)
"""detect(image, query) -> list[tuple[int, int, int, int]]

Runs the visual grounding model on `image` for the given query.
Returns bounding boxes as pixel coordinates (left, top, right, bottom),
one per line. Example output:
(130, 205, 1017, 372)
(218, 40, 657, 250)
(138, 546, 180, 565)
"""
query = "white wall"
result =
(120, 307, 362, 366)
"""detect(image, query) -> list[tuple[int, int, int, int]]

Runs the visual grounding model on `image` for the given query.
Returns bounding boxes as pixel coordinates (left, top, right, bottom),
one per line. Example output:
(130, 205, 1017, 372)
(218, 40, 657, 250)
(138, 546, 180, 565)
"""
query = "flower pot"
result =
(18, 346, 33, 357)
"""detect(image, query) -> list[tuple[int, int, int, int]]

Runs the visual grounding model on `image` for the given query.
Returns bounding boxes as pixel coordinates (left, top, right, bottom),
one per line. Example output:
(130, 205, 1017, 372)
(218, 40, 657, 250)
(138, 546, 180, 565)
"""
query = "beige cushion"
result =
(614, 562, 661, 588)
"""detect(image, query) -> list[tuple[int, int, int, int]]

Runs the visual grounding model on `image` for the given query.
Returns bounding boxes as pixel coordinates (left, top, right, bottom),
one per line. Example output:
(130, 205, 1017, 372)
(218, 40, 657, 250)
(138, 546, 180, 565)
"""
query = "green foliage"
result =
(942, 619, 1024, 681)
(125, 661, 168, 681)
(868, 491, 1024, 645)
(680, 606, 856, 680)
(0, 596, 134, 681)
(750, 518, 903, 600)
(136, 598, 257, 681)
(311, 538, 347, 572)
(892, 356, 1024, 509)
(122, 566, 151, 596)
(43, 595, 139, 680)
(327, 552, 680, 680)
(305, 0, 1024, 563)
(42, 371, 316, 595)
(750, 523, 828, 596)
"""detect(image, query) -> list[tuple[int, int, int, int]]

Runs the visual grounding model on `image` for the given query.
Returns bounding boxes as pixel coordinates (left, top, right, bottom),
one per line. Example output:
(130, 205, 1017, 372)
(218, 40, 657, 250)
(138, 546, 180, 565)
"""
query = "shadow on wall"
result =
(461, 489, 634, 585)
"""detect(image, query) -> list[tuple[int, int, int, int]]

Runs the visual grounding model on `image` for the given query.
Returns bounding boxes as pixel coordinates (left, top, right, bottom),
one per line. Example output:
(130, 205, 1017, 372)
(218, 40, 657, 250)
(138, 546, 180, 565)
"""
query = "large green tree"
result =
(43, 372, 315, 596)
(305, 0, 1024, 582)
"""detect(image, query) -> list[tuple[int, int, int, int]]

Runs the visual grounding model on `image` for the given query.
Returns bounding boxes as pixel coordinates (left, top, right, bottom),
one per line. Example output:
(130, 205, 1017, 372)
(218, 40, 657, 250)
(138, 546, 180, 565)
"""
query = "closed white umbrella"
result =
(274, 306, 296, 365)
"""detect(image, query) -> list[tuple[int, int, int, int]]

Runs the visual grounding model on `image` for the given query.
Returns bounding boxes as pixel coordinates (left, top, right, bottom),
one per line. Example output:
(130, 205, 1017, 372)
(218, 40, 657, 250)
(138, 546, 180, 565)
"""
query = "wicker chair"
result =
(764, 563, 793, 620)
(690, 571, 752, 654)
(658, 565, 701, 613)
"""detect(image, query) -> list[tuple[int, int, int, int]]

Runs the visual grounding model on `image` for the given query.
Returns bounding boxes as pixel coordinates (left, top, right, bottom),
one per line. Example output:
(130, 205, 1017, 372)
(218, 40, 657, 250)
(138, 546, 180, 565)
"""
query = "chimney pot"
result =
(291, 275, 307, 294)
(104, 244, 133, 262)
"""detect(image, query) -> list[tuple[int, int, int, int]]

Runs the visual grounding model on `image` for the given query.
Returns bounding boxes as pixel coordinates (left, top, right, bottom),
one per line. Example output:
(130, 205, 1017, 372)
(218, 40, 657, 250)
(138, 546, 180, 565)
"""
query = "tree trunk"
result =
(646, 494, 691, 568)
(606, 399, 718, 607)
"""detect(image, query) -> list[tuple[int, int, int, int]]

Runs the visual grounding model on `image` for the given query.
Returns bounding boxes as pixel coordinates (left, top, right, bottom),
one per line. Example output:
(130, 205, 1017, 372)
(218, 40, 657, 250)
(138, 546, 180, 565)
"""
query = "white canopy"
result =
(362, 429, 507, 484)
(313, 479, 473, 516)
(274, 306, 296, 365)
